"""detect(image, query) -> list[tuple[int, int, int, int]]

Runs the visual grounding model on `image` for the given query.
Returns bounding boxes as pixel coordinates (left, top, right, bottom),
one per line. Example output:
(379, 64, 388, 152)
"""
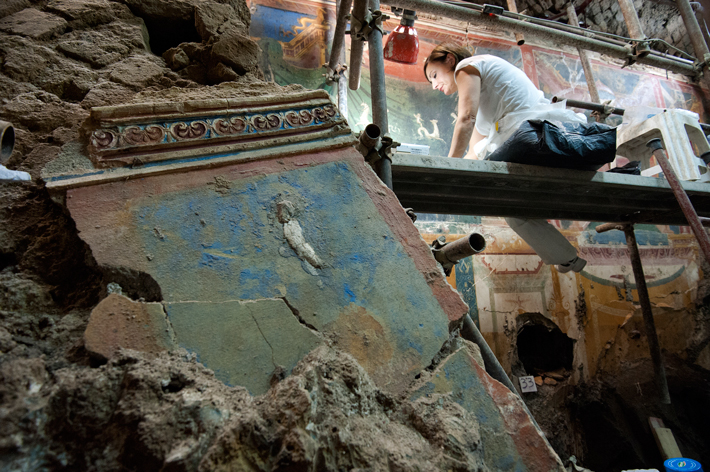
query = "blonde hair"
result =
(423, 43, 473, 83)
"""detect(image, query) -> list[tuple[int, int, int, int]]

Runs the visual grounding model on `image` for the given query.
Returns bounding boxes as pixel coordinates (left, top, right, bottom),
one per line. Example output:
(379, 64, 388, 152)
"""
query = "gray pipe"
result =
(349, 41, 365, 91)
(567, 3, 600, 105)
(328, 0, 354, 84)
(349, 0, 369, 90)
(445, 0, 698, 65)
(367, 0, 392, 189)
(359, 123, 381, 150)
(381, 0, 697, 76)
(0, 120, 15, 165)
(433, 232, 486, 268)
(334, 0, 350, 116)
(461, 314, 516, 393)
(551, 95, 710, 134)
(505, 0, 525, 45)
(676, 0, 710, 65)
(338, 65, 349, 118)
(368, 0, 388, 134)
(617, 0, 650, 56)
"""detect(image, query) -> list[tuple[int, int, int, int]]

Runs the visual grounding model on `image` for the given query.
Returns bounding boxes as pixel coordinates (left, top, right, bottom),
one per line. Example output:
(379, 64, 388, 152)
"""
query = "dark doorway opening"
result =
(516, 313, 574, 374)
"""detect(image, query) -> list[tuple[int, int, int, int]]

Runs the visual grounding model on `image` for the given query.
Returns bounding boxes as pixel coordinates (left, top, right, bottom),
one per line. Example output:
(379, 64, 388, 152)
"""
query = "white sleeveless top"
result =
(455, 55, 548, 136)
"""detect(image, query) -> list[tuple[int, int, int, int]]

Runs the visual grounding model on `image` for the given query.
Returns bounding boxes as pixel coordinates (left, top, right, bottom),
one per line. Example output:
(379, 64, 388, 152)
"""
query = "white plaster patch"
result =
(480, 254, 543, 274)
(277, 200, 323, 269)
(283, 220, 323, 268)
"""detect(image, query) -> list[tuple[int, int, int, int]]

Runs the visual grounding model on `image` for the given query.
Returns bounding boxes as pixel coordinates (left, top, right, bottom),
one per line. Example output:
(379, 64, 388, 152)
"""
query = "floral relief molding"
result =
(91, 104, 340, 151)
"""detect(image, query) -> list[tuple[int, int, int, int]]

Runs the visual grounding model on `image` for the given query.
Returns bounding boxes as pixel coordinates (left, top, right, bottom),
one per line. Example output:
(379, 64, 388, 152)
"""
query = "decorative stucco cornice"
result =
(85, 90, 352, 168)
(43, 90, 357, 191)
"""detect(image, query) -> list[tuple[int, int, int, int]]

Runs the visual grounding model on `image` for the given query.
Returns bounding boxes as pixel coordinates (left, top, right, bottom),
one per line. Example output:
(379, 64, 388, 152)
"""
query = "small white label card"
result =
(519, 375, 538, 393)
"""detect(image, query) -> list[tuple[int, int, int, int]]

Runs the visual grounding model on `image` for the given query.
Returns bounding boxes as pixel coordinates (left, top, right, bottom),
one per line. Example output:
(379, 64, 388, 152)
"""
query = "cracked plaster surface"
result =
(164, 298, 323, 395)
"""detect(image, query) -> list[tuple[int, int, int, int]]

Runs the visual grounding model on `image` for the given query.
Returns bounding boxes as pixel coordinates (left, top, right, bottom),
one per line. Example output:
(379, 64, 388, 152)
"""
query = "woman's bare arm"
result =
(449, 67, 483, 158)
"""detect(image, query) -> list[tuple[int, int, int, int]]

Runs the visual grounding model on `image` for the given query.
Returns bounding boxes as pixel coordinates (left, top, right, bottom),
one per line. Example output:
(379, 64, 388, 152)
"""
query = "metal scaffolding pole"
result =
(567, 3, 600, 105)
(676, 0, 710, 63)
(328, 0, 354, 76)
(349, 0, 368, 90)
(676, 0, 710, 86)
(338, 54, 349, 118)
(616, 0, 650, 57)
(647, 139, 710, 263)
(551, 96, 710, 134)
(596, 223, 671, 405)
(367, 0, 392, 188)
(380, 0, 697, 77)
(506, 0, 525, 45)
(330, 0, 351, 117)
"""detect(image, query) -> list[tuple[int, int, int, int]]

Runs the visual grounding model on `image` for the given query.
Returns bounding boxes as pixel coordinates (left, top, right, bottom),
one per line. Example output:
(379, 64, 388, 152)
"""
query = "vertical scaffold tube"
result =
(349, 0, 368, 90)
(329, 0, 354, 75)
(567, 3, 600, 105)
(367, 0, 392, 188)
(676, 0, 710, 75)
(623, 226, 671, 404)
(616, 0, 650, 56)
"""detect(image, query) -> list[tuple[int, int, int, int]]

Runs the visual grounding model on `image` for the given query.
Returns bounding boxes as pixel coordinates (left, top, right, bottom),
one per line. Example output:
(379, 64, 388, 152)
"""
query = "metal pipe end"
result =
(468, 232, 487, 253)
(360, 124, 382, 149)
(646, 138, 664, 151)
(0, 120, 15, 165)
(364, 123, 380, 138)
(357, 123, 382, 160)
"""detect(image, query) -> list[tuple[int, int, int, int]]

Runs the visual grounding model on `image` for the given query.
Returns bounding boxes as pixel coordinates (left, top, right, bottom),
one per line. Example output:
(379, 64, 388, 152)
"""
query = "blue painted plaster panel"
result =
(128, 160, 452, 384)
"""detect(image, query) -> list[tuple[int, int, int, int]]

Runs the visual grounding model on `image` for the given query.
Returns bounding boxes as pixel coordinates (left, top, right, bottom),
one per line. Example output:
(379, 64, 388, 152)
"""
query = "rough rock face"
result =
(1, 340, 493, 471)
(0, 0, 262, 179)
(0, 184, 102, 309)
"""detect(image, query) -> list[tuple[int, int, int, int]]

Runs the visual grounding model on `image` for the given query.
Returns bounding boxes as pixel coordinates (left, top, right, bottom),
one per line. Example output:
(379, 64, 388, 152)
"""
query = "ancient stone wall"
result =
(0, 0, 261, 180)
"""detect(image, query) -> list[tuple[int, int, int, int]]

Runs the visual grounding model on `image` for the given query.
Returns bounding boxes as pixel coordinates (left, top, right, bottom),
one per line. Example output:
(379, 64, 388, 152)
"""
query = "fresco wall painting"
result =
(247, 0, 710, 379)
